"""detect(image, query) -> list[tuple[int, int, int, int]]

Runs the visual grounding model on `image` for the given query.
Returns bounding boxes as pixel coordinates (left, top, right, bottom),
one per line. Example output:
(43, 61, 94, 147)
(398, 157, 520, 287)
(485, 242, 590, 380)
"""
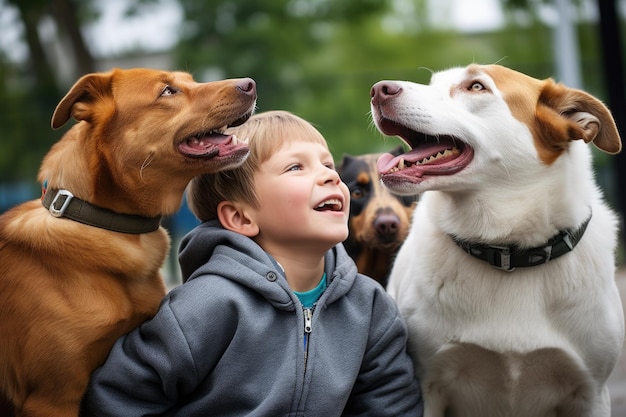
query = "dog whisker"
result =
(140, 153, 155, 181)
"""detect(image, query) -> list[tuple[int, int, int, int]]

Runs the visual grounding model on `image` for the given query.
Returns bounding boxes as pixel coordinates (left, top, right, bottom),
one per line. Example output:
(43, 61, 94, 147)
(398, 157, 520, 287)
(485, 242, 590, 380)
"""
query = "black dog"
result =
(338, 147, 416, 287)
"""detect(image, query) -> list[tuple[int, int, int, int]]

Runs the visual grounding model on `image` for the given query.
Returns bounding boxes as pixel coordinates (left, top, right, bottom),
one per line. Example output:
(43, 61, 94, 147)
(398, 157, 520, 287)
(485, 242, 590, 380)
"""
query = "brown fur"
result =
(0, 68, 256, 417)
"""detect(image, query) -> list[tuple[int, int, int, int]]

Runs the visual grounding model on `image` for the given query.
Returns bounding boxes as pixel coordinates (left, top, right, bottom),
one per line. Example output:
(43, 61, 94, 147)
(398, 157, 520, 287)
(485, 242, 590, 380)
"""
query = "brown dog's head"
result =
(339, 146, 416, 286)
(40, 68, 256, 217)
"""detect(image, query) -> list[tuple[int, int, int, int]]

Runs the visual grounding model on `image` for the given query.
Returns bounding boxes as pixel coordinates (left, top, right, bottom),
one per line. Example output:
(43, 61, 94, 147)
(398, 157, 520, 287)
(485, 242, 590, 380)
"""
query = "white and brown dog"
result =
(370, 64, 624, 417)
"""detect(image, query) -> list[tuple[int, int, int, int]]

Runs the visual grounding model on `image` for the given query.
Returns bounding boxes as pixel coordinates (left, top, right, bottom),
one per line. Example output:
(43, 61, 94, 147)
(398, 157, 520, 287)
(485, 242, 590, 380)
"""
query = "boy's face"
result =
(248, 140, 350, 255)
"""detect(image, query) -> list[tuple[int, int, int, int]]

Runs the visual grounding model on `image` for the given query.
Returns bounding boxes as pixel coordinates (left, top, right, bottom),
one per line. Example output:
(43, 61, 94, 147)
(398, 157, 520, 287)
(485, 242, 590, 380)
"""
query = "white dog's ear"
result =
(563, 89, 621, 155)
(535, 81, 622, 158)
(569, 111, 601, 144)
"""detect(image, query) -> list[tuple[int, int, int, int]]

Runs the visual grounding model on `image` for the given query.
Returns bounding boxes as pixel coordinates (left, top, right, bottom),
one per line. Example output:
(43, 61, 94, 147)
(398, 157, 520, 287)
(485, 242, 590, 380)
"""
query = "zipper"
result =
(303, 307, 313, 371)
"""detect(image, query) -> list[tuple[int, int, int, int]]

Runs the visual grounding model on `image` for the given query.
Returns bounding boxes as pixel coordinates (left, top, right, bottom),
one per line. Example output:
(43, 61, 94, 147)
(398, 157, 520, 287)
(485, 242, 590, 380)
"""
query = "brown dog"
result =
(338, 147, 416, 286)
(0, 68, 256, 417)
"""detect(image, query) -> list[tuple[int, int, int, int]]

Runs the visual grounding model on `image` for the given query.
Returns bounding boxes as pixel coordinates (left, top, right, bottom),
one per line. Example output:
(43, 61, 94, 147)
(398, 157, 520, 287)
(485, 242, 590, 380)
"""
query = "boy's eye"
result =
(287, 164, 302, 171)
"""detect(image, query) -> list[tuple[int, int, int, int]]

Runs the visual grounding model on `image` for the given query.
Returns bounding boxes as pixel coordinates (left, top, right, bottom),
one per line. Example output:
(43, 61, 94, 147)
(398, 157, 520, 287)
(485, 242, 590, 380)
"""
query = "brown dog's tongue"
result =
(179, 134, 233, 157)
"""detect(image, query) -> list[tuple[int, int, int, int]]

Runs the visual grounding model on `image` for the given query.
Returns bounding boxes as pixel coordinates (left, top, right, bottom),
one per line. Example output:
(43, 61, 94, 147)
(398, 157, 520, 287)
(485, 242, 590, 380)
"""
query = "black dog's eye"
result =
(160, 85, 180, 97)
(351, 188, 365, 200)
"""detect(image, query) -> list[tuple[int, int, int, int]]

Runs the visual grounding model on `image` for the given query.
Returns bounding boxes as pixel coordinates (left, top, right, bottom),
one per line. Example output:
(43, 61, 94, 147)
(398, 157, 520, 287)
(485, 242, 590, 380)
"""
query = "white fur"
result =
(373, 65, 625, 417)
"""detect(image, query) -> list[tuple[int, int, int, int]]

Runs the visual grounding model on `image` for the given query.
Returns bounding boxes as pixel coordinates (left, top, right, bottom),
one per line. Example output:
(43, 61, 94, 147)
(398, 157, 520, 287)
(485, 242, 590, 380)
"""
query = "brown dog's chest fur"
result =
(0, 200, 167, 411)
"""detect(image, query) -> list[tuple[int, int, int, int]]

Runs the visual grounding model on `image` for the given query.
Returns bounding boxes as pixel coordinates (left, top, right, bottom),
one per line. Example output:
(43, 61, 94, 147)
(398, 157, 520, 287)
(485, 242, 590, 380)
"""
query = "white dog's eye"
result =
(160, 85, 179, 97)
(470, 82, 485, 91)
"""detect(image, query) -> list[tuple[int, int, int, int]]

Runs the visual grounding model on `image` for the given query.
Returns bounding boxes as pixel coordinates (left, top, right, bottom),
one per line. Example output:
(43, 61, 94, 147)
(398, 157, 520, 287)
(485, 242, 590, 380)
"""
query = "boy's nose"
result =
(323, 169, 341, 184)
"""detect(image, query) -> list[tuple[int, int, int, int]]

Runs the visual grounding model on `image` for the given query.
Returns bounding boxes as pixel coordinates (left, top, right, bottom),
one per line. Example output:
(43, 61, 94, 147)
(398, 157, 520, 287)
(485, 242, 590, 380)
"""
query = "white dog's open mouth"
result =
(375, 118, 474, 182)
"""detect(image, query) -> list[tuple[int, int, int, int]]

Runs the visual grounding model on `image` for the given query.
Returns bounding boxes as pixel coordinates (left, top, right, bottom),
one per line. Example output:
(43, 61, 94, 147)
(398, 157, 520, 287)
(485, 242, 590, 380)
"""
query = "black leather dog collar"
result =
(42, 188, 162, 234)
(451, 212, 591, 272)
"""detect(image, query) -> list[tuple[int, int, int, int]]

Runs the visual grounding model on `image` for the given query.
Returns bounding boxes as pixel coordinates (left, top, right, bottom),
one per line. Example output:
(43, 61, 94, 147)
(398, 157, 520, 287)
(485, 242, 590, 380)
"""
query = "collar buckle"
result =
(49, 189, 74, 218)
(488, 245, 515, 272)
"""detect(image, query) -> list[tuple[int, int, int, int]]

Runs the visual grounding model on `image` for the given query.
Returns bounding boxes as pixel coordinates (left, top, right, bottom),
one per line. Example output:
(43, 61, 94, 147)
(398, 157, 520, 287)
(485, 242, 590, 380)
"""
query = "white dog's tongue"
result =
(377, 142, 452, 174)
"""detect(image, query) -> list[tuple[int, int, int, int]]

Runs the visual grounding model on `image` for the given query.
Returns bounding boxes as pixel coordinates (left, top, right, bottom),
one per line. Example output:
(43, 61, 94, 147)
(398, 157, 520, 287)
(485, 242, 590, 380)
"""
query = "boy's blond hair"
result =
(187, 110, 330, 222)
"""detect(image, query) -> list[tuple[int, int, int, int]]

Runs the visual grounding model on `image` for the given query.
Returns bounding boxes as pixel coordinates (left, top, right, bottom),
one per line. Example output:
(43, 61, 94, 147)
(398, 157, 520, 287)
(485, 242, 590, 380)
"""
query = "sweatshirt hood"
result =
(178, 220, 358, 308)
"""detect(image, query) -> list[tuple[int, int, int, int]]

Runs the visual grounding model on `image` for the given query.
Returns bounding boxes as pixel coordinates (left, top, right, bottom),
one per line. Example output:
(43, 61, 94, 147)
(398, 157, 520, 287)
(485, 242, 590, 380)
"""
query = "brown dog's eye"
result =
(160, 85, 180, 97)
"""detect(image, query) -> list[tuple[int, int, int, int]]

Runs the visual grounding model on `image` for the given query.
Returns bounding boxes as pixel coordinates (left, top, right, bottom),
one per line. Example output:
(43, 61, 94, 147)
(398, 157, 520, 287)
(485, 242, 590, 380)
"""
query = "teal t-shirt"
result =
(294, 273, 327, 308)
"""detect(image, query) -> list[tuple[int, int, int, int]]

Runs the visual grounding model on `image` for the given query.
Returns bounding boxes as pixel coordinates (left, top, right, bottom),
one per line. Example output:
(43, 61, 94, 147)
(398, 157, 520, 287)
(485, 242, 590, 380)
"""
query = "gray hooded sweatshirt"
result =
(81, 220, 423, 416)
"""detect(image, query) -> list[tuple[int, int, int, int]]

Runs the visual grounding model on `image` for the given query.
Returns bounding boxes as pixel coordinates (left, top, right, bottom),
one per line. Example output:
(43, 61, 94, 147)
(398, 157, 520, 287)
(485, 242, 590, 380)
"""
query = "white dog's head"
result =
(370, 64, 621, 196)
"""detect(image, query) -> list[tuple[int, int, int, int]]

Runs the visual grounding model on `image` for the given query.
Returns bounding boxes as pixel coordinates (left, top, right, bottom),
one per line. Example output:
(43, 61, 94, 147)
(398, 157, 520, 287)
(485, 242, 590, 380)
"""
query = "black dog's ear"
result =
(337, 154, 357, 174)
(390, 145, 406, 157)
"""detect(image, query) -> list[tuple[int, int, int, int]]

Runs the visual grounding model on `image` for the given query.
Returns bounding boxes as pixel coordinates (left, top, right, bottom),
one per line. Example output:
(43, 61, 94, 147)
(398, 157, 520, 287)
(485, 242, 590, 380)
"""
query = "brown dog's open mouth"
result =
(375, 118, 474, 182)
(177, 110, 253, 159)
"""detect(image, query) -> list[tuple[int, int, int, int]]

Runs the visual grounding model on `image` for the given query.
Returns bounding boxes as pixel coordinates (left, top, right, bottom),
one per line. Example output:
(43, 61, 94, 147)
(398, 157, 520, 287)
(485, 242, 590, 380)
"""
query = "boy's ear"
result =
(217, 201, 259, 237)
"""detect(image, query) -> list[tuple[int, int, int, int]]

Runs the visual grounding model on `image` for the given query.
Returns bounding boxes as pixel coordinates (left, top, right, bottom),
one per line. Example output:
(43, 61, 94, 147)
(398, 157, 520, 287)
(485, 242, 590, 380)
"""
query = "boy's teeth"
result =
(317, 198, 342, 209)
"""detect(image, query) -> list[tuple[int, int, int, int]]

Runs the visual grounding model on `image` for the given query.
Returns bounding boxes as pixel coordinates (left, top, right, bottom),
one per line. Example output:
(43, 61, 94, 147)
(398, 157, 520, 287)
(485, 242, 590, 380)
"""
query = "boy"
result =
(81, 110, 423, 416)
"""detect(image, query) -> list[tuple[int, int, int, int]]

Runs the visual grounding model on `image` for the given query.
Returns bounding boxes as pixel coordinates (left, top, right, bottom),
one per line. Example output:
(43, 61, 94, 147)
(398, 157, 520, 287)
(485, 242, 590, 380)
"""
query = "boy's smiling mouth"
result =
(315, 198, 343, 212)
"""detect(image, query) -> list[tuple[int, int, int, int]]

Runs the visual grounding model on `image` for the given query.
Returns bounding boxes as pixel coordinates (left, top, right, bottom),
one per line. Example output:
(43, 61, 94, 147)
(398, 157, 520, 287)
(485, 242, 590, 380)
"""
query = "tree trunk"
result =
(51, 0, 95, 76)
(597, 0, 626, 248)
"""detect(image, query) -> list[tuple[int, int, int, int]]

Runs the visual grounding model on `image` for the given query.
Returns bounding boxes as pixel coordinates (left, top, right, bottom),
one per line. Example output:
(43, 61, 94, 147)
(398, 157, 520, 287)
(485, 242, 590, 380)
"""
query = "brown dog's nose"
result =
(370, 81, 402, 106)
(236, 78, 257, 97)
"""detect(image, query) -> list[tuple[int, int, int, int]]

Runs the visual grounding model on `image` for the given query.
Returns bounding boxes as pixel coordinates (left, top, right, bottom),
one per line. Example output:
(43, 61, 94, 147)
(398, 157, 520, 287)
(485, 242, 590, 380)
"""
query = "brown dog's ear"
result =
(51, 71, 114, 130)
(537, 81, 622, 156)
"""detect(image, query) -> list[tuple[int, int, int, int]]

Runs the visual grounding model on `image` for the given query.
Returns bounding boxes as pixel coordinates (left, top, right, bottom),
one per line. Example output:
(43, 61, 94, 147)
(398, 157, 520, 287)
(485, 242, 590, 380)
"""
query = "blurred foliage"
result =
(0, 0, 621, 182)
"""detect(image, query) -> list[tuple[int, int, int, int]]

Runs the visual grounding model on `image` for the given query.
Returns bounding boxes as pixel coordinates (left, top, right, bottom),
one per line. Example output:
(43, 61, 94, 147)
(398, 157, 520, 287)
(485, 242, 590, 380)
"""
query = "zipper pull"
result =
(303, 308, 313, 334)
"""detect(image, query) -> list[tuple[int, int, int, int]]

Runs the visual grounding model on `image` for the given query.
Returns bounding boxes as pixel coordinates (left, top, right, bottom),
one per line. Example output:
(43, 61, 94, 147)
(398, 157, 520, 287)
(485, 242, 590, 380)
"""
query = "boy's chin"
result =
(329, 230, 350, 249)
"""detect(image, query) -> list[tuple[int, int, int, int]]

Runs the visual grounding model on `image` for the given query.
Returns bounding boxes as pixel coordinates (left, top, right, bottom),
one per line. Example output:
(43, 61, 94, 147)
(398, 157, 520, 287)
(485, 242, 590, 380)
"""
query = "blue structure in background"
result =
(0, 182, 40, 213)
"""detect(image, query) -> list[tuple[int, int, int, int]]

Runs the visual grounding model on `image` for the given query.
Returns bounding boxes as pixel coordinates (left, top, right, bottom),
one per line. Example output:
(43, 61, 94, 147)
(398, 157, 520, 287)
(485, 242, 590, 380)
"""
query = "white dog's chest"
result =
(421, 341, 596, 417)
(401, 262, 585, 353)
(389, 209, 624, 417)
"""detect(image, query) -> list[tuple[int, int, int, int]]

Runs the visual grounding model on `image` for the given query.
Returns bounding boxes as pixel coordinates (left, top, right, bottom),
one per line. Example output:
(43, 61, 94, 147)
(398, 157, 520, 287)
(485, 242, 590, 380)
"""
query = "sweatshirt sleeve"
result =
(343, 290, 424, 417)
(80, 295, 199, 417)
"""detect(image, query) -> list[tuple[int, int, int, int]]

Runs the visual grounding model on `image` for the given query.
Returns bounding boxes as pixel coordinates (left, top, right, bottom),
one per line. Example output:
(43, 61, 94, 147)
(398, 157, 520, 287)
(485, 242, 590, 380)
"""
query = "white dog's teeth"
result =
(398, 158, 405, 170)
(414, 147, 461, 166)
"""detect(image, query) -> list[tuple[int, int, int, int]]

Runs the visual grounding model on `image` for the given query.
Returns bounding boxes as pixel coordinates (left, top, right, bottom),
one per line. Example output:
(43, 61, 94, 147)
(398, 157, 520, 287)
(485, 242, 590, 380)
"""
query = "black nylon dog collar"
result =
(42, 188, 162, 234)
(451, 212, 592, 272)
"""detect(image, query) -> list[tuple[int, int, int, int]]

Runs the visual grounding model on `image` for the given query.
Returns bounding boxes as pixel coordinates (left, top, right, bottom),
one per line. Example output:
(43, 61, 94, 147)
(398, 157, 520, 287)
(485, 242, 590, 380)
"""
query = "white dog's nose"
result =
(370, 81, 402, 106)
